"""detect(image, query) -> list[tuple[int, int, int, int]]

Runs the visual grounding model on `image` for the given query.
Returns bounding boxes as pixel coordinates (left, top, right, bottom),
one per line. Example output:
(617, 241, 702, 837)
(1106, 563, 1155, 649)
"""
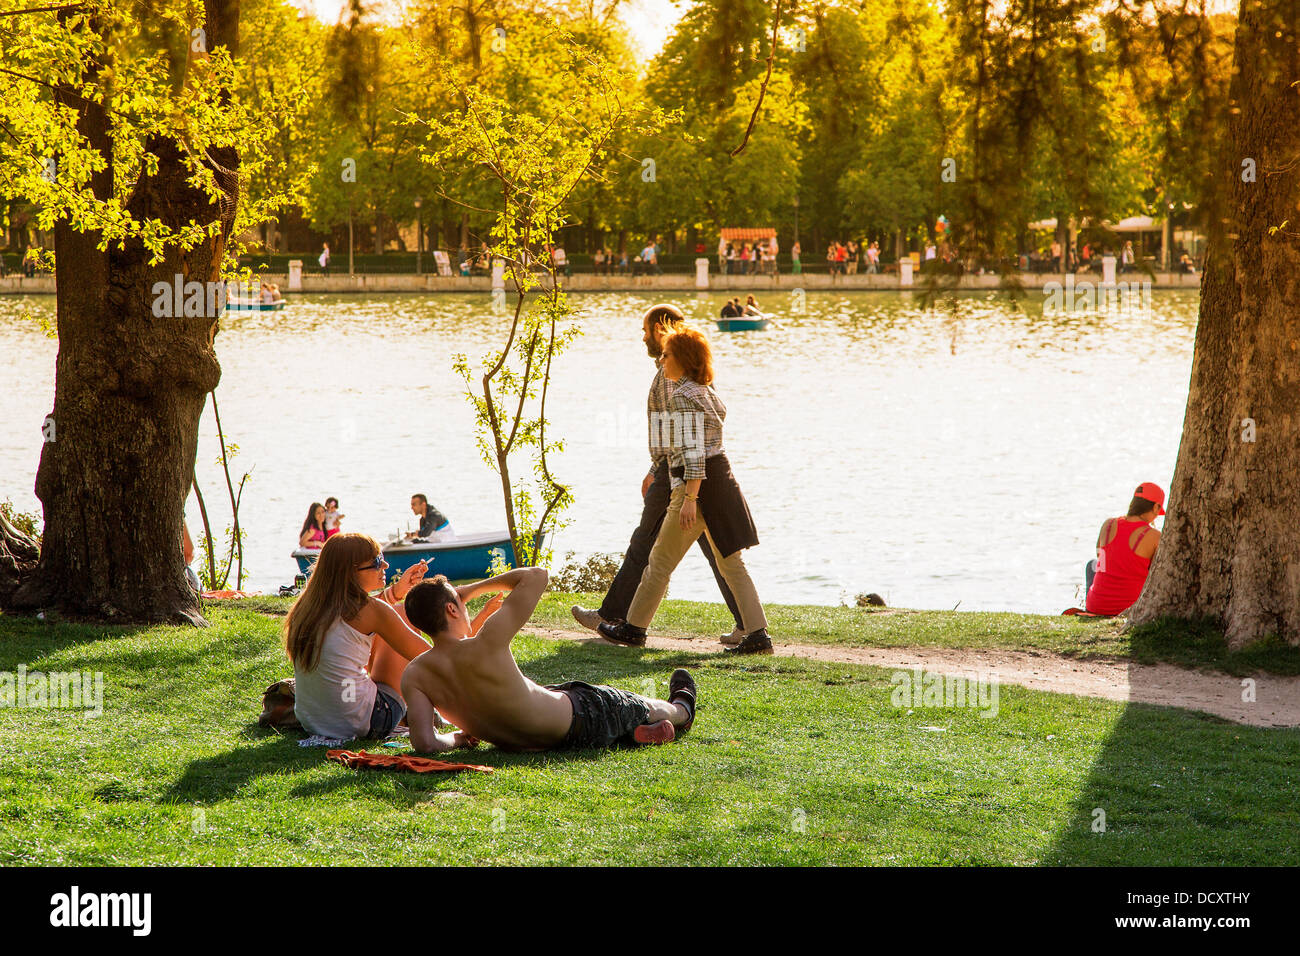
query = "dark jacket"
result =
(671, 453, 758, 558)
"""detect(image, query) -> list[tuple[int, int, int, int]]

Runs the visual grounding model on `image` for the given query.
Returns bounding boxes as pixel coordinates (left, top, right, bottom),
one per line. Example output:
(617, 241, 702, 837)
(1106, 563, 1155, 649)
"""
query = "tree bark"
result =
(8, 1, 240, 625)
(1127, 0, 1300, 648)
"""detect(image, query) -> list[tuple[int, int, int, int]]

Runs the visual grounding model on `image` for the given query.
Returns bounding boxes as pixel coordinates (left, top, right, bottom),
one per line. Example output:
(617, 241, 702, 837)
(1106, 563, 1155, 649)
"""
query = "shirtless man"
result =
(400, 567, 698, 753)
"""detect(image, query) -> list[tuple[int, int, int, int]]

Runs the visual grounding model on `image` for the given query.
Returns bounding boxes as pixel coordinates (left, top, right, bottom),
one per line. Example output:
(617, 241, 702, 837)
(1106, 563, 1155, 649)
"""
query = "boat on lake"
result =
(716, 313, 770, 332)
(226, 298, 287, 311)
(291, 530, 522, 581)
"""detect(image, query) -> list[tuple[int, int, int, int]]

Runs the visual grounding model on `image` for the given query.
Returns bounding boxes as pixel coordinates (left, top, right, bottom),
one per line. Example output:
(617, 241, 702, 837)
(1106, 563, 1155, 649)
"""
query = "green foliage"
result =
(0, 0, 301, 268)
(416, 21, 667, 566)
(550, 551, 624, 593)
(0, 500, 42, 542)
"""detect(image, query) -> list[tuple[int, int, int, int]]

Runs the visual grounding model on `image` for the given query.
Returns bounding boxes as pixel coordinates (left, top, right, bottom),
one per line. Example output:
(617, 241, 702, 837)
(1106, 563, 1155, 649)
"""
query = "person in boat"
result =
(407, 493, 454, 541)
(299, 502, 327, 550)
(402, 568, 698, 752)
(270, 283, 283, 302)
(742, 295, 763, 316)
(284, 533, 438, 741)
(260, 281, 274, 304)
(596, 325, 772, 655)
(1084, 482, 1165, 616)
(571, 304, 746, 644)
(720, 298, 740, 318)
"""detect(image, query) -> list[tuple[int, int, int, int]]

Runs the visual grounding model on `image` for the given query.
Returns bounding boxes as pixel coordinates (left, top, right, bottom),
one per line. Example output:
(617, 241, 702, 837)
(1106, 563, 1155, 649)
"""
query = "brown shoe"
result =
(719, 625, 744, 645)
(598, 620, 647, 647)
(571, 605, 607, 632)
(724, 629, 773, 655)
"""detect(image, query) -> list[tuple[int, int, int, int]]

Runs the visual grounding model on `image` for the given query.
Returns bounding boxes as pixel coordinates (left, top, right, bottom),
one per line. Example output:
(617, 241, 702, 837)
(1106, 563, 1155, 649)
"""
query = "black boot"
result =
(598, 620, 647, 647)
(724, 628, 773, 655)
(668, 668, 698, 734)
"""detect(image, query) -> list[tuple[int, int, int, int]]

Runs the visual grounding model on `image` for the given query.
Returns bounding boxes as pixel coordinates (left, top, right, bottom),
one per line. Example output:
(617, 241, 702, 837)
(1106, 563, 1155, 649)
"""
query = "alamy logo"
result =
(1043, 275, 1152, 316)
(0, 665, 103, 717)
(49, 886, 151, 936)
(648, 410, 706, 453)
(890, 668, 1000, 718)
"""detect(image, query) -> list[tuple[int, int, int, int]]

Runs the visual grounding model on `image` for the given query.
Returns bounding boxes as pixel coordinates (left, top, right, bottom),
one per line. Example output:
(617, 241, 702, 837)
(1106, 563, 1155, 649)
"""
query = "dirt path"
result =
(526, 625, 1300, 729)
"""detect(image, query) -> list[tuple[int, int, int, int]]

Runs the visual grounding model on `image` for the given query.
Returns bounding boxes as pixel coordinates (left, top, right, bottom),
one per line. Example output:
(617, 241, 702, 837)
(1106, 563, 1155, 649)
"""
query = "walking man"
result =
(571, 304, 747, 644)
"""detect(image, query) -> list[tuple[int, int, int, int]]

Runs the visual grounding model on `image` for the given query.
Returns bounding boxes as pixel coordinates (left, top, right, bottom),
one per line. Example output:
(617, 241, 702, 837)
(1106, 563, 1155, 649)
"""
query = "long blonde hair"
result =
(284, 533, 380, 671)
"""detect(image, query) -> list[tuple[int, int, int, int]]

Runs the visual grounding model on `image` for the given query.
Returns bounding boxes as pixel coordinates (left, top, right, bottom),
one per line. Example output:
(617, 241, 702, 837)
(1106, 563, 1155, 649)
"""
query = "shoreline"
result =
(0, 271, 1204, 296)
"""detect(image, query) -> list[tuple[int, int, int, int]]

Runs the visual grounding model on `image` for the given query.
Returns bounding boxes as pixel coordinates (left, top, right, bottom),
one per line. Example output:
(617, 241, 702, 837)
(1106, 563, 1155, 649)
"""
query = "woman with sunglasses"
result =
(284, 533, 435, 740)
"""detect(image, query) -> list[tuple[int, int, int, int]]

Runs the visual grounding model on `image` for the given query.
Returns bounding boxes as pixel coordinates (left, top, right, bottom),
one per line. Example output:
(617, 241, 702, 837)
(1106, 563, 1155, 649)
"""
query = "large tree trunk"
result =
(1127, 0, 1300, 648)
(8, 1, 240, 625)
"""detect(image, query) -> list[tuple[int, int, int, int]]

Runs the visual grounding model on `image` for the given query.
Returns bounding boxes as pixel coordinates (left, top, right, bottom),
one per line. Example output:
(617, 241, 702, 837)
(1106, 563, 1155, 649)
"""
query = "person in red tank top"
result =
(1085, 482, 1166, 615)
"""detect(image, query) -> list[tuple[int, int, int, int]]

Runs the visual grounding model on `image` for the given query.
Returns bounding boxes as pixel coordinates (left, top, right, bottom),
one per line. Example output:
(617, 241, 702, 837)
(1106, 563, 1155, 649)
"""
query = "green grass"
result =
(219, 591, 1300, 674)
(1, 604, 1297, 865)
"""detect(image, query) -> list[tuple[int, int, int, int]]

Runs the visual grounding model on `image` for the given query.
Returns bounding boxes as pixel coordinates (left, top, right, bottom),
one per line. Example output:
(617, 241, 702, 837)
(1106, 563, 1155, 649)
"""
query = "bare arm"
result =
(352, 598, 430, 661)
(455, 567, 534, 605)
(475, 567, 549, 647)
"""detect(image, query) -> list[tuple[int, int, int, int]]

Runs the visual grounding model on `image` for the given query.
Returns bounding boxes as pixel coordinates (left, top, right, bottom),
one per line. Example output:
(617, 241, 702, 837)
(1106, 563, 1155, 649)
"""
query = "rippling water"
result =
(0, 288, 1199, 614)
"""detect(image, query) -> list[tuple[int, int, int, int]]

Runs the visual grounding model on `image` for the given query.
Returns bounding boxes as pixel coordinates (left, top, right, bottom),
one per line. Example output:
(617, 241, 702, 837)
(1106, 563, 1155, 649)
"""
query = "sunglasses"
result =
(357, 555, 388, 571)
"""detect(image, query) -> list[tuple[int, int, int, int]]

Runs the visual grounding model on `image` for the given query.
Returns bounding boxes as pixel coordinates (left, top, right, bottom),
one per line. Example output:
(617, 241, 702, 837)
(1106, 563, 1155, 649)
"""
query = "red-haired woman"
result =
(284, 533, 433, 739)
(599, 327, 772, 655)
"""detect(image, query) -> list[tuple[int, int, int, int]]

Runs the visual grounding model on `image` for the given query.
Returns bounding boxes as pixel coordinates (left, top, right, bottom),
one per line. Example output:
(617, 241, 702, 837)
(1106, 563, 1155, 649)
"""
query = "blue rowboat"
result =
(226, 299, 286, 311)
(291, 530, 522, 582)
(716, 315, 770, 332)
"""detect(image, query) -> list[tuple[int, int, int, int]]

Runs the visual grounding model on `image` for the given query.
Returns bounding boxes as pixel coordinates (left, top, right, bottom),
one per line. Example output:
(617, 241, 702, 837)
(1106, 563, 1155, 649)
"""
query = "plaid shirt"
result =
(646, 361, 674, 472)
(663, 378, 726, 488)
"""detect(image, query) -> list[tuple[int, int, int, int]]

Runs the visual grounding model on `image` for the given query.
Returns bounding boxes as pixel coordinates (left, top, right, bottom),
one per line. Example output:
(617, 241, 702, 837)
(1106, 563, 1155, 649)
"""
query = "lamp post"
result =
(414, 196, 423, 275)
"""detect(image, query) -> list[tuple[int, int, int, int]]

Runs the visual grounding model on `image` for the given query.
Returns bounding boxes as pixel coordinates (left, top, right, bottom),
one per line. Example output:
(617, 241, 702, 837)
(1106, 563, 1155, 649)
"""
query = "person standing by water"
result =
(1084, 483, 1165, 616)
(571, 305, 747, 644)
(319, 242, 330, 276)
(791, 240, 801, 275)
(598, 326, 771, 655)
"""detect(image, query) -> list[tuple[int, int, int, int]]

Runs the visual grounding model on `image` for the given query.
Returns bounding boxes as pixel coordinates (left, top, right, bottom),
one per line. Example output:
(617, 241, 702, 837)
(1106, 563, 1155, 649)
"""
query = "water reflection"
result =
(0, 289, 1199, 613)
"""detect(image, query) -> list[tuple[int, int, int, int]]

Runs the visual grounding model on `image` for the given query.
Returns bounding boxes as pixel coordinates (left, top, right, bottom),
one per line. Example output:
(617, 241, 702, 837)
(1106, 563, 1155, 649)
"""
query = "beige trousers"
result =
(626, 484, 767, 633)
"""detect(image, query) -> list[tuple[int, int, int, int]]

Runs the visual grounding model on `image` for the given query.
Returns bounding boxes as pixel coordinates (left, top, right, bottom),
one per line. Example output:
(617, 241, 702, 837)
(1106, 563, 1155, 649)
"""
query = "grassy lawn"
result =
(1, 603, 1297, 866)
(220, 592, 1300, 675)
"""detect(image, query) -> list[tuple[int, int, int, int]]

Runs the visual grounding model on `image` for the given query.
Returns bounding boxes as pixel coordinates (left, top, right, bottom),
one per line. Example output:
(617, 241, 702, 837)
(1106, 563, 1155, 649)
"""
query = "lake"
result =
(0, 288, 1198, 614)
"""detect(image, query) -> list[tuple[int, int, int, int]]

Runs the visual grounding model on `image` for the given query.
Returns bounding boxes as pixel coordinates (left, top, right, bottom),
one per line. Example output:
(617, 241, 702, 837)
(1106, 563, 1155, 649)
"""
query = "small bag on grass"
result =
(258, 678, 302, 730)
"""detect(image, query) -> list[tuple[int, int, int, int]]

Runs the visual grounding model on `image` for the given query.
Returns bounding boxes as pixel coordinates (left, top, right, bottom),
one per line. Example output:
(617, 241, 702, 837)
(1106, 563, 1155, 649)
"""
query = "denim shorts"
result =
(367, 682, 406, 738)
(547, 680, 651, 749)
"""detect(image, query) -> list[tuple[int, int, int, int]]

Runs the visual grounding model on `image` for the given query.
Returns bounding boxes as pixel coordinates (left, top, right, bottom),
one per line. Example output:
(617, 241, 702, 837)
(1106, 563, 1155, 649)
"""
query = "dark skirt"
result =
(670, 453, 759, 559)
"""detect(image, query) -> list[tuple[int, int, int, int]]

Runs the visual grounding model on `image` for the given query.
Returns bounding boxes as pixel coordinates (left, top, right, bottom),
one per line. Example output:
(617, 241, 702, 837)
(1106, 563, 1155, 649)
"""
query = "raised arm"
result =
(475, 567, 549, 647)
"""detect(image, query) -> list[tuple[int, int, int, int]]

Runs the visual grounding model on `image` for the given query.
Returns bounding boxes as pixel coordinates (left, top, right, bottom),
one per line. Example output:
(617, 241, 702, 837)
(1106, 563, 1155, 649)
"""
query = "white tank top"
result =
(293, 616, 377, 739)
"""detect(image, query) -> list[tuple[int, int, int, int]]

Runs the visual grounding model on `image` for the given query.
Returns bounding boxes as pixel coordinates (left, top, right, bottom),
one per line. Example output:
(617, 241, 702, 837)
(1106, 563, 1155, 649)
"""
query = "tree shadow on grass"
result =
(1037, 701, 1300, 866)
(0, 612, 167, 668)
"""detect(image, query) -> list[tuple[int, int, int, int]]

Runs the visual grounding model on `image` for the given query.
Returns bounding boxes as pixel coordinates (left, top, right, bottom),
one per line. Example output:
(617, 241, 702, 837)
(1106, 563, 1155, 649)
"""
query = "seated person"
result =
(401, 568, 698, 753)
(299, 502, 327, 550)
(283, 534, 433, 740)
(407, 493, 454, 540)
(1085, 482, 1165, 616)
(720, 298, 739, 318)
(260, 281, 274, 304)
(742, 295, 763, 316)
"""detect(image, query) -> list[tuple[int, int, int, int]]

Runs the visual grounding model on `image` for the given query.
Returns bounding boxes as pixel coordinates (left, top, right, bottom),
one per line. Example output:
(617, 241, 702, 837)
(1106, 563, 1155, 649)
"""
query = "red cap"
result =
(1135, 482, 1166, 516)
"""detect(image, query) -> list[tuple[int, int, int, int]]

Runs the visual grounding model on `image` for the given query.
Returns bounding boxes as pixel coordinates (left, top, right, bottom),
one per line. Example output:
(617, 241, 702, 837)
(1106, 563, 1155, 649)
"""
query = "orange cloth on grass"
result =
(326, 749, 494, 774)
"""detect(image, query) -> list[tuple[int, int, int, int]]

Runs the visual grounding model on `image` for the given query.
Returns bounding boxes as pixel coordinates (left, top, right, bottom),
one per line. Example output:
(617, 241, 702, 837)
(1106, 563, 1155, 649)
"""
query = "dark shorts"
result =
(367, 681, 406, 738)
(546, 681, 651, 750)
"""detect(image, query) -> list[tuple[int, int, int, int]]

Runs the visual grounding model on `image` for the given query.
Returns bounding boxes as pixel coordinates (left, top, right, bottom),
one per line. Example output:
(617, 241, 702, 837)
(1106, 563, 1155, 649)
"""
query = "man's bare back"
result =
(400, 567, 696, 754)
(404, 626, 573, 752)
